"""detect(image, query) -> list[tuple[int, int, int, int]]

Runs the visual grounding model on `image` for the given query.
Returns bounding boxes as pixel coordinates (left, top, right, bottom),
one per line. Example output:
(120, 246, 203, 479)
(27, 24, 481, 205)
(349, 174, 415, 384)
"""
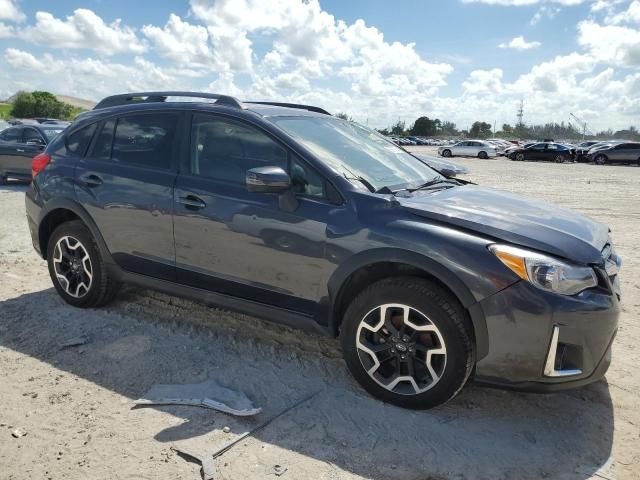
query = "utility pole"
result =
(517, 99, 524, 127)
(570, 112, 588, 141)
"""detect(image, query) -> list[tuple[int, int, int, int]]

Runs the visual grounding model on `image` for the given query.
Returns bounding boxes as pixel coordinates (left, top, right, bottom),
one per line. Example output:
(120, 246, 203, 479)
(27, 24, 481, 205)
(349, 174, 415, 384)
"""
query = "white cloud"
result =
(0, 0, 25, 22)
(578, 20, 640, 67)
(499, 36, 542, 50)
(20, 9, 146, 55)
(462, 0, 586, 5)
(604, 0, 640, 24)
(142, 14, 212, 67)
(1, 49, 194, 100)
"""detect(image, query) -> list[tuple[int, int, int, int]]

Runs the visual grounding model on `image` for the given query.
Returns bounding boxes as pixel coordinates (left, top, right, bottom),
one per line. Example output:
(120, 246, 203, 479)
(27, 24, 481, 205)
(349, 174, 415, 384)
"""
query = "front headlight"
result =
(489, 244, 597, 295)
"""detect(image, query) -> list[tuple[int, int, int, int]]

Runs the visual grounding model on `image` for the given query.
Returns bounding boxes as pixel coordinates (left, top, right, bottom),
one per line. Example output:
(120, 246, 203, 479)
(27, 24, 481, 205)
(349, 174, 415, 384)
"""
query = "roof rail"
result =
(93, 91, 244, 110)
(245, 101, 331, 115)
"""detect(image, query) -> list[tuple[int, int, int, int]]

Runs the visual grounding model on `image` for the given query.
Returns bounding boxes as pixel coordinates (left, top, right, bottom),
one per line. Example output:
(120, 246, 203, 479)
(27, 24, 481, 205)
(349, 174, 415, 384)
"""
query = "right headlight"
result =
(489, 244, 597, 296)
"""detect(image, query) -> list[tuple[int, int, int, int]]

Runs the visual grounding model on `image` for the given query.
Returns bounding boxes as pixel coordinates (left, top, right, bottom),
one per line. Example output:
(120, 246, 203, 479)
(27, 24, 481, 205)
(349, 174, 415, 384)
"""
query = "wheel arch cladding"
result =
(327, 248, 489, 359)
(38, 200, 113, 264)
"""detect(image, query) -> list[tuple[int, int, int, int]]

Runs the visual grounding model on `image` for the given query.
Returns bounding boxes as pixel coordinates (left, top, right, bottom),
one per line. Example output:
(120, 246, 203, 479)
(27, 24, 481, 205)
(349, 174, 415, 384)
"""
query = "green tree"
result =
(10, 90, 79, 119)
(390, 120, 406, 135)
(439, 121, 458, 136)
(10, 92, 36, 118)
(335, 112, 353, 121)
(469, 121, 492, 139)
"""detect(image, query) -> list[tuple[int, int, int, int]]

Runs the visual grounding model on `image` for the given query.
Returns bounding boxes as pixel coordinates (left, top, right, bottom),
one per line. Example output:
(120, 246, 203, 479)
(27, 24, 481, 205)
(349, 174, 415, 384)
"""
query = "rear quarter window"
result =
(65, 123, 97, 155)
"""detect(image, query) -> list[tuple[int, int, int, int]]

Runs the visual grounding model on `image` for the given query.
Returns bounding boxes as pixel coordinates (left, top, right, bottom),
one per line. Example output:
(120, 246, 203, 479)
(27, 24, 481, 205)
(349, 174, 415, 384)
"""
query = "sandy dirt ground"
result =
(1, 149, 639, 480)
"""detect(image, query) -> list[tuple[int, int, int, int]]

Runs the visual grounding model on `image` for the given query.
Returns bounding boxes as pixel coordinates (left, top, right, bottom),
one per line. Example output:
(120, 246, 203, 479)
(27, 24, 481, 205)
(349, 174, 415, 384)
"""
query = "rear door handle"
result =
(177, 195, 206, 210)
(81, 174, 103, 187)
(16, 148, 25, 153)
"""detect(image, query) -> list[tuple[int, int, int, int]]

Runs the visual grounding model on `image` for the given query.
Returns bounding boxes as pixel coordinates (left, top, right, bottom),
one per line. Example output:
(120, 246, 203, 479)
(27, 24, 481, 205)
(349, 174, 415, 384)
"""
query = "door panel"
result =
(0, 127, 26, 175)
(74, 113, 181, 280)
(173, 112, 338, 312)
(174, 177, 335, 311)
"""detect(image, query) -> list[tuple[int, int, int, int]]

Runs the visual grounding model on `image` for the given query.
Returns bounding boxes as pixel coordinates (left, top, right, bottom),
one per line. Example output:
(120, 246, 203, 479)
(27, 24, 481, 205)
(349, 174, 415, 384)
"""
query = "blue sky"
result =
(1, 0, 639, 131)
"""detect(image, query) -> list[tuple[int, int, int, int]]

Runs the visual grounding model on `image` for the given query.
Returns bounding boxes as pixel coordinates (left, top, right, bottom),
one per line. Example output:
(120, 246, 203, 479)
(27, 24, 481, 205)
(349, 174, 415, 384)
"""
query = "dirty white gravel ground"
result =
(1, 148, 639, 480)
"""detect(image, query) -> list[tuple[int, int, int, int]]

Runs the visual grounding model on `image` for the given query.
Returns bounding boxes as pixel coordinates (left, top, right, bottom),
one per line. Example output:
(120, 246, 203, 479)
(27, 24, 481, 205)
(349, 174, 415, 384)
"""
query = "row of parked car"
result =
(432, 137, 640, 165)
(389, 136, 451, 146)
(0, 119, 69, 183)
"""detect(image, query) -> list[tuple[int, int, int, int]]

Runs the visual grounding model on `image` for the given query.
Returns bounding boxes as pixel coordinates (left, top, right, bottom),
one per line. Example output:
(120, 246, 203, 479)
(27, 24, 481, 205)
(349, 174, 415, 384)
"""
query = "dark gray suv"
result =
(25, 92, 621, 409)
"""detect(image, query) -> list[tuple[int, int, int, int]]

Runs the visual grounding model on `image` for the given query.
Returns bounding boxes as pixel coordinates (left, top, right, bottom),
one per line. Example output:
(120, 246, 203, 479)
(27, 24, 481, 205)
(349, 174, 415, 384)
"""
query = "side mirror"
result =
(246, 166, 291, 193)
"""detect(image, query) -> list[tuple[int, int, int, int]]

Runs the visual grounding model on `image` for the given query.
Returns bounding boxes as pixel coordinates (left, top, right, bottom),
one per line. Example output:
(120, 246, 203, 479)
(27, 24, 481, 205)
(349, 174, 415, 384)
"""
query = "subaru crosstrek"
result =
(25, 92, 621, 409)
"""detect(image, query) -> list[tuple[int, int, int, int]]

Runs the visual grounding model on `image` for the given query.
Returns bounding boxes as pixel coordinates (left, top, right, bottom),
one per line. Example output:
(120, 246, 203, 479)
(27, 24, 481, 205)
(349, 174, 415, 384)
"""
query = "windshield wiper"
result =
(406, 177, 458, 192)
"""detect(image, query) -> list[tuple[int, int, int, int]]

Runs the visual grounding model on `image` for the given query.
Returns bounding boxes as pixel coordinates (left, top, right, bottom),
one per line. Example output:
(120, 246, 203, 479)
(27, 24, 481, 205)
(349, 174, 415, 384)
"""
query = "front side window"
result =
(190, 114, 287, 184)
(0, 127, 22, 143)
(272, 116, 439, 192)
(111, 114, 178, 169)
(291, 154, 324, 197)
(23, 128, 45, 144)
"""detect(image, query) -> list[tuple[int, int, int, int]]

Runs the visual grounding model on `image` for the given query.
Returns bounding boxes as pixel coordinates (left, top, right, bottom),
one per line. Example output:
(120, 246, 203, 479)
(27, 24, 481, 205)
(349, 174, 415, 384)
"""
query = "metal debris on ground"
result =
(11, 428, 27, 438)
(210, 391, 319, 460)
(171, 446, 216, 480)
(273, 464, 288, 476)
(59, 335, 90, 349)
(133, 379, 262, 416)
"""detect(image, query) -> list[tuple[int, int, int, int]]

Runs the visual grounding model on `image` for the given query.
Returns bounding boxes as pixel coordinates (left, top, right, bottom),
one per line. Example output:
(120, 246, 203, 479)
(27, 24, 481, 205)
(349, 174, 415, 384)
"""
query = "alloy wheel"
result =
(516, 153, 525, 161)
(356, 303, 447, 395)
(52, 236, 93, 298)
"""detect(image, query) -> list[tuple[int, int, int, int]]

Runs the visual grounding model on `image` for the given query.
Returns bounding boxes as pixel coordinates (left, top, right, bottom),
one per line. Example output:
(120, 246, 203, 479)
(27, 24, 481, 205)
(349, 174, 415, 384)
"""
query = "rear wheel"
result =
(478, 151, 488, 159)
(441, 149, 452, 158)
(340, 277, 474, 409)
(595, 154, 607, 165)
(47, 220, 119, 308)
(515, 152, 525, 161)
(554, 154, 566, 163)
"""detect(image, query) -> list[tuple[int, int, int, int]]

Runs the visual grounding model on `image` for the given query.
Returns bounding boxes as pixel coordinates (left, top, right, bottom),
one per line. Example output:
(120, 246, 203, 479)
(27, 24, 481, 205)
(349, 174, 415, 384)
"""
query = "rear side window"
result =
(112, 114, 178, 169)
(190, 114, 287, 184)
(66, 123, 97, 155)
(23, 128, 45, 143)
(92, 119, 116, 160)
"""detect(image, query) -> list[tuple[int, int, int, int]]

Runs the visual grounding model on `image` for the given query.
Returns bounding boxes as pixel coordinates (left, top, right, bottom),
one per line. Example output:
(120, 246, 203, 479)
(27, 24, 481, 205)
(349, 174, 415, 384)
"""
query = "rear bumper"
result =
(474, 279, 619, 392)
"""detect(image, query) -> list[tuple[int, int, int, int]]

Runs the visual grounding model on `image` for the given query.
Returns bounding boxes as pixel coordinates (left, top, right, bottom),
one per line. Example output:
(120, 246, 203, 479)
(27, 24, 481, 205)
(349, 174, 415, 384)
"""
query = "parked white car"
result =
(438, 140, 498, 159)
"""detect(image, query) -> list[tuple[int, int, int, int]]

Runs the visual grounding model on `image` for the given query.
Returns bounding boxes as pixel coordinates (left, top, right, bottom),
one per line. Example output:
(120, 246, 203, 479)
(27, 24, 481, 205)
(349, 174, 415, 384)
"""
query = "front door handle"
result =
(81, 174, 103, 187)
(16, 148, 25, 153)
(177, 195, 206, 210)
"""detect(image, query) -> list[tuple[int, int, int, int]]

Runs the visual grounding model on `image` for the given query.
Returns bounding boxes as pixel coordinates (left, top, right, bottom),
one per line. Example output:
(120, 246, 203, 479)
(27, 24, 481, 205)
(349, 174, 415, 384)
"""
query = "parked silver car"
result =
(588, 142, 640, 165)
(438, 140, 498, 159)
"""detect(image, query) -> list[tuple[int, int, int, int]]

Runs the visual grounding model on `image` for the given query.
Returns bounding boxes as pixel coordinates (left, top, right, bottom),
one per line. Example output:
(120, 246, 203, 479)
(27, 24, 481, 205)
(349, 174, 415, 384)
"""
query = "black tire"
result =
(47, 220, 119, 308)
(595, 154, 607, 165)
(340, 277, 474, 409)
(0, 174, 6, 185)
(478, 151, 488, 159)
(441, 149, 452, 158)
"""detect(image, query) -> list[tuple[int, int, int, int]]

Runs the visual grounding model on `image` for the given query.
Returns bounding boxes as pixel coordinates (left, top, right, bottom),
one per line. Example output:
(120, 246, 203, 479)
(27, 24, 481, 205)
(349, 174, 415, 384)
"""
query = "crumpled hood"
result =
(398, 185, 609, 264)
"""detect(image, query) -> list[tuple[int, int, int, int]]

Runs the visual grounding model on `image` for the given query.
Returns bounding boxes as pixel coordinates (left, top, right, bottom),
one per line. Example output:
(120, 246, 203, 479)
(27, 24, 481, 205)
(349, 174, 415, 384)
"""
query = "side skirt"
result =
(113, 267, 330, 337)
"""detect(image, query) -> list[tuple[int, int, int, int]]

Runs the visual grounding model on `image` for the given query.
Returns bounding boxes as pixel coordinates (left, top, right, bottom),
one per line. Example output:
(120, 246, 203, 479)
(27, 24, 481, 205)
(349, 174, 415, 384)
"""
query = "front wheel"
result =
(47, 220, 119, 308)
(478, 151, 488, 159)
(515, 153, 525, 161)
(340, 277, 474, 409)
(554, 154, 566, 163)
(441, 149, 452, 158)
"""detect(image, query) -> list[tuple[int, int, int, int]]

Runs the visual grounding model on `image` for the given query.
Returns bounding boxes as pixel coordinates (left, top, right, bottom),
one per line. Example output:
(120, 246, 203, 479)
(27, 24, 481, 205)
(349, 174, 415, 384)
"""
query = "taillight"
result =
(32, 153, 51, 178)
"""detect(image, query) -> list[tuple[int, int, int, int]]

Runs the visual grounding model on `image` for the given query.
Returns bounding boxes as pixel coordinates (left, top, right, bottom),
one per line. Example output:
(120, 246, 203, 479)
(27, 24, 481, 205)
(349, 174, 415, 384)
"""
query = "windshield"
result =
(272, 116, 440, 191)
(41, 128, 65, 140)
